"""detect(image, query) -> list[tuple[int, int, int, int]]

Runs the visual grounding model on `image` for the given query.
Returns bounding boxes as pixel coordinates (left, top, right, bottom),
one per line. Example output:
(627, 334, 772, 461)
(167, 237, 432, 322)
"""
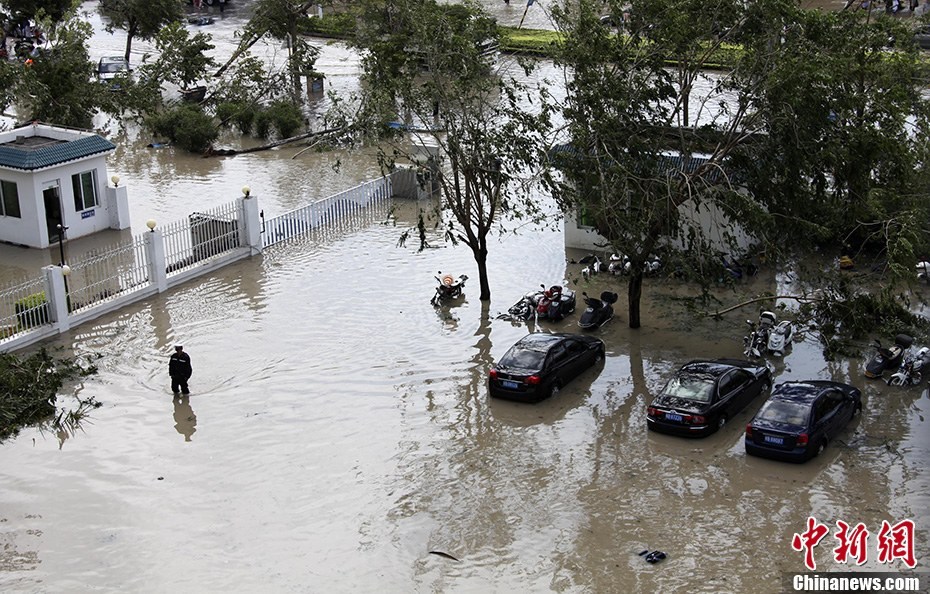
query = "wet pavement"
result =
(0, 3, 928, 592)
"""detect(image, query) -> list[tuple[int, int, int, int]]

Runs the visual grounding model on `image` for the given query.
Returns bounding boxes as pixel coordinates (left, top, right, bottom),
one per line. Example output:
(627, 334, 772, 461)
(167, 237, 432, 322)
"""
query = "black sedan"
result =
(745, 380, 862, 463)
(488, 333, 605, 402)
(647, 359, 772, 436)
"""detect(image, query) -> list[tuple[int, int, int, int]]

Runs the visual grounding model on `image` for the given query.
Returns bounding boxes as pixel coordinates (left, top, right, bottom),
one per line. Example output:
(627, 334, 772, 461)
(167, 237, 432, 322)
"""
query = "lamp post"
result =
(111, 174, 120, 187)
(56, 223, 69, 295)
(146, 219, 157, 232)
(242, 185, 251, 197)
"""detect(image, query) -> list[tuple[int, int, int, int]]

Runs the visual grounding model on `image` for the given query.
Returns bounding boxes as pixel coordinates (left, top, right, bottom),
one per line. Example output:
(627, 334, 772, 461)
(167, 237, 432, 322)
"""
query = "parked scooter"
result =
(864, 333, 913, 379)
(743, 311, 795, 358)
(580, 254, 604, 280)
(507, 289, 544, 321)
(608, 254, 661, 276)
(887, 346, 930, 386)
(536, 284, 576, 321)
(578, 291, 619, 330)
(430, 271, 468, 306)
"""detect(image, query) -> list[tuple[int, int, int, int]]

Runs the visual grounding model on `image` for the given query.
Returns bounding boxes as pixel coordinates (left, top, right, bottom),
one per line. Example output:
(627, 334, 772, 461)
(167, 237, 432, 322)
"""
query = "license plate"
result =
(764, 435, 784, 445)
(665, 413, 683, 422)
(502, 380, 519, 389)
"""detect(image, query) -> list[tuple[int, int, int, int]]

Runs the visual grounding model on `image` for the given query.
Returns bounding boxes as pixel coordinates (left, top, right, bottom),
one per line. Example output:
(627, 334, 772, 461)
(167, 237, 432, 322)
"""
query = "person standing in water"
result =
(169, 345, 193, 395)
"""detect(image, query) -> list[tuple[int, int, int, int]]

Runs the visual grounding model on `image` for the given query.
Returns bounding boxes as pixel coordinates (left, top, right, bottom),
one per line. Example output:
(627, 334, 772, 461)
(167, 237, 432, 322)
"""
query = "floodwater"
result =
(1, 3, 929, 593)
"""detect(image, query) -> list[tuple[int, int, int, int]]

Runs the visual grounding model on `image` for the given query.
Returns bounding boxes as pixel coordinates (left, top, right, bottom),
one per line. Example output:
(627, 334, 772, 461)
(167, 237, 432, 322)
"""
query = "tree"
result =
(550, 0, 773, 328)
(98, 0, 184, 63)
(16, 16, 104, 128)
(355, 0, 553, 301)
(733, 8, 930, 276)
(4, 0, 75, 24)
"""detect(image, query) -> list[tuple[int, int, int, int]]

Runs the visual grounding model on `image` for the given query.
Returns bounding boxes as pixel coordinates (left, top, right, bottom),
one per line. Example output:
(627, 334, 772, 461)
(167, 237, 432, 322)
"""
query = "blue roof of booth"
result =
(0, 134, 115, 171)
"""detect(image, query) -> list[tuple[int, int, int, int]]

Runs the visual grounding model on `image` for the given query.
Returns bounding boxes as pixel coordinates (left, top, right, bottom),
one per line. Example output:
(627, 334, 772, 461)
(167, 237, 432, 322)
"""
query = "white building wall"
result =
(0, 169, 44, 247)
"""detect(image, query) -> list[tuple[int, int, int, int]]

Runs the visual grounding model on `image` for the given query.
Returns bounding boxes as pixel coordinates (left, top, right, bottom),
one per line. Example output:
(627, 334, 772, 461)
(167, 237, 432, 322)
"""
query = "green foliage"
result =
(5, 0, 75, 22)
(253, 109, 272, 139)
(300, 11, 357, 38)
(15, 16, 102, 128)
(146, 103, 218, 152)
(266, 100, 304, 138)
(14, 292, 49, 328)
(0, 348, 99, 442)
(800, 277, 929, 359)
(241, 0, 321, 95)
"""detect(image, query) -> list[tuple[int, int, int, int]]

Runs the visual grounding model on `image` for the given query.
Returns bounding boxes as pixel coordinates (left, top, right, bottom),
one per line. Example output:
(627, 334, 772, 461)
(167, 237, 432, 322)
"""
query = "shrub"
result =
(253, 110, 272, 139)
(267, 100, 304, 139)
(146, 104, 219, 153)
(14, 292, 49, 328)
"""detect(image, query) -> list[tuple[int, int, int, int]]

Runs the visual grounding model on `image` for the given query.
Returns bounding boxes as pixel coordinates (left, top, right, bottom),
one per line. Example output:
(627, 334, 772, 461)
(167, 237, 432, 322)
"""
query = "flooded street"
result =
(1, 3, 928, 592)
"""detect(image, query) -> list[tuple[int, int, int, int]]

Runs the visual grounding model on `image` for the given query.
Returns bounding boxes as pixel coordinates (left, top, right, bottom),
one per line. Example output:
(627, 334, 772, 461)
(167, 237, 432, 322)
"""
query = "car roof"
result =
(679, 359, 755, 378)
(512, 332, 592, 352)
(99, 56, 128, 63)
(769, 381, 845, 404)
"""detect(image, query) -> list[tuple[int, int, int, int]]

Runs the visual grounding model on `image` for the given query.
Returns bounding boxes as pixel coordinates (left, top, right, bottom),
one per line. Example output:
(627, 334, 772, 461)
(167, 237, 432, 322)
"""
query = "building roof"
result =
(0, 133, 115, 171)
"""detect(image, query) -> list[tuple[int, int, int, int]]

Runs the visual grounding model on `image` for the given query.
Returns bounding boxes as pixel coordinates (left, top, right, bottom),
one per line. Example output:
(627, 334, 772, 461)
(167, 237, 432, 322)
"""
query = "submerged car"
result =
(97, 56, 130, 90)
(647, 359, 772, 436)
(745, 380, 862, 463)
(488, 333, 605, 402)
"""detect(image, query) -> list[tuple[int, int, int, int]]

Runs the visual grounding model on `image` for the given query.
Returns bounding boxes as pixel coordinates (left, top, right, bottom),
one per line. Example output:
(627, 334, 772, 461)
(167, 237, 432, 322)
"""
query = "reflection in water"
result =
(172, 395, 197, 442)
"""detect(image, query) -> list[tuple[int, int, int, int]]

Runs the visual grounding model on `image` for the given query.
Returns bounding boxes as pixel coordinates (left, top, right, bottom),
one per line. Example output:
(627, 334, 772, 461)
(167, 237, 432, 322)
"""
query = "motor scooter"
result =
(864, 333, 913, 379)
(887, 346, 930, 386)
(430, 271, 468, 306)
(578, 291, 618, 330)
(536, 284, 576, 321)
(743, 311, 795, 358)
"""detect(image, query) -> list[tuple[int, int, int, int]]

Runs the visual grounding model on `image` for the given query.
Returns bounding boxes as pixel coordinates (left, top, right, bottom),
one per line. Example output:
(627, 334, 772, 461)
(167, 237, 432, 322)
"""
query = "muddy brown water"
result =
(1, 4, 928, 592)
(1, 197, 927, 592)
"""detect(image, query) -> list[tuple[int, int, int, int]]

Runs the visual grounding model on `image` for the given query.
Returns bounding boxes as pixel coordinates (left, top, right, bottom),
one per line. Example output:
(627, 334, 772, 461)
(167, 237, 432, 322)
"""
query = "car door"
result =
(563, 339, 591, 380)
(546, 343, 569, 385)
(716, 369, 752, 417)
(812, 392, 843, 442)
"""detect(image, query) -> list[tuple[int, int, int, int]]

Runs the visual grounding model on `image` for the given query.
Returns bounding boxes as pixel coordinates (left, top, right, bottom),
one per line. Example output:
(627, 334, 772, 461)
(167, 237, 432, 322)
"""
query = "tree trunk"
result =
(124, 27, 136, 64)
(475, 246, 490, 301)
(627, 267, 644, 329)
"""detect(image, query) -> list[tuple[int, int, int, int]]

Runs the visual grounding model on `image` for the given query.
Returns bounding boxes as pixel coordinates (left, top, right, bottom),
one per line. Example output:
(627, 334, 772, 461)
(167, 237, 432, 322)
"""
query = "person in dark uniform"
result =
(169, 345, 193, 395)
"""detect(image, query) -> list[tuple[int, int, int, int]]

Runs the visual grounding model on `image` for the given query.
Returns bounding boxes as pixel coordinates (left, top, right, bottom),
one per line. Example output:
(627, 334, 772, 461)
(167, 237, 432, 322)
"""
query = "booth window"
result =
(0, 180, 22, 218)
(72, 170, 99, 211)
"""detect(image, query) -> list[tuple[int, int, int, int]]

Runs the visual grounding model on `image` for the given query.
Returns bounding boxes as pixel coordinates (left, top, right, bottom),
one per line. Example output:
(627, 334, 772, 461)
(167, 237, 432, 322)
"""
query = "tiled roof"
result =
(0, 135, 115, 171)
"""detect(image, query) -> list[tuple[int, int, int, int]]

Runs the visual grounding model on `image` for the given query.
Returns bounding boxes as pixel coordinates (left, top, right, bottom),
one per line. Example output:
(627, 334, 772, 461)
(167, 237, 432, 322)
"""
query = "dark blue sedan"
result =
(745, 380, 862, 462)
(647, 359, 772, 436)
(489, 333, 605, 402)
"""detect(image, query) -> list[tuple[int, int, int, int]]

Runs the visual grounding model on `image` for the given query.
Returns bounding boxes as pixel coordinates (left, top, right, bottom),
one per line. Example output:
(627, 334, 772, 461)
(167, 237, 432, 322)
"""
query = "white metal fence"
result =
(262, 176, 393, 248)
(163, 201, 244, 275)
(67, 234, 150, 315)
(0, 275, 51, 342)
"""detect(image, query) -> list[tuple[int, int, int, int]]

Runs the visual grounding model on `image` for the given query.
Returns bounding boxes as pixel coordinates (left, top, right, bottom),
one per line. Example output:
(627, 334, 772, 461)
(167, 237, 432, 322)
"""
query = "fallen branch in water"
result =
(713, 294, 822, 318)
(206, 127, 348, 156)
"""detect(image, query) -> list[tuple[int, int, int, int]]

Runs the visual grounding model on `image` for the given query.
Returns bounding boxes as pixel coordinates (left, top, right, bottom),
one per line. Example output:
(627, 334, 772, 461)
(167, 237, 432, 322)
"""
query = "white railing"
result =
(163, 200, 244, 275)
(67, 234, 150, 314)
(262, 175, 393, 248)
(0, 274, 51, 344)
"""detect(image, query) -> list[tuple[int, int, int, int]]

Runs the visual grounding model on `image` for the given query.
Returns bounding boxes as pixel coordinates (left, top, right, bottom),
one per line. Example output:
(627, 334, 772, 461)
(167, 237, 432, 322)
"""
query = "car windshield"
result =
(661, 375, 715, 403)
(756, 400, 810, 426)
(500, 348, 546, 370)
(100, 62, 126, 73)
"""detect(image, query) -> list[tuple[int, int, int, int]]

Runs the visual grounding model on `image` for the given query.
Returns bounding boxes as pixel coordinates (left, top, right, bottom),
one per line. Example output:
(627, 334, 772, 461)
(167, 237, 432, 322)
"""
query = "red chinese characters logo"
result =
(792, 517, 917, 570)
(793, 517, 830, 570)
(877, 519, 917, 568)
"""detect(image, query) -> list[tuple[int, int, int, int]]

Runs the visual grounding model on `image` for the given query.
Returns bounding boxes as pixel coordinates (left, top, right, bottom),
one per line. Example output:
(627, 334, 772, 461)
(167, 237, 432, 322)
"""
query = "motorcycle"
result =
(887, 346, 930, 386)
(430, 271, 468, 306)
(506, 289, 544, 321)
(864, 333, 913, 379)
(578, 291, 619, 330)
(536, 284, 576, 321)
(743, 311, 795, 358)
(580, 254, 604, 280)
(608, 254, 661, 276)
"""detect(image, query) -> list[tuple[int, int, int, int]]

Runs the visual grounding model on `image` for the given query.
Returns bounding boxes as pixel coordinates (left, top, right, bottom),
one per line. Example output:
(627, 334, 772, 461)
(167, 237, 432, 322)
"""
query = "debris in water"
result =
(428, 550, 460, 562)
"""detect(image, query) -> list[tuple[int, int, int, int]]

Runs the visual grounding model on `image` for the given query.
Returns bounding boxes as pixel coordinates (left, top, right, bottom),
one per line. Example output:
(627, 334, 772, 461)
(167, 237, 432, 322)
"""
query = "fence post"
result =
(145, 228, 168, 292)
(43, 265, 70, 333)
(239, 194, 263, 255)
